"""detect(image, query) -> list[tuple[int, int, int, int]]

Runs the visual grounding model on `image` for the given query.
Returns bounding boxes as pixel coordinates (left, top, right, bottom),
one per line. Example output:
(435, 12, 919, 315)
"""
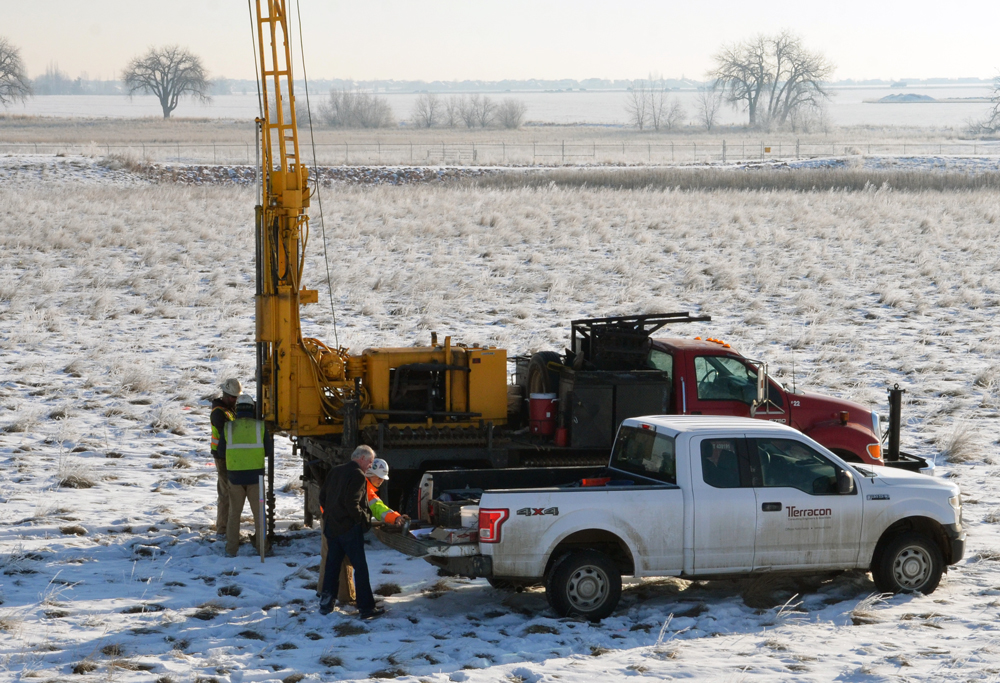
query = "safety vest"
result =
(210, 406, 235, 454)
(224, 418, 266, 471)
(366, 479, 400, 524)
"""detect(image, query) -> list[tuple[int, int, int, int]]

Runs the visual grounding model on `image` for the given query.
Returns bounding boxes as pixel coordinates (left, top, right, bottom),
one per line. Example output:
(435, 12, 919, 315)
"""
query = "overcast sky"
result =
(7, 1, 1000, 83)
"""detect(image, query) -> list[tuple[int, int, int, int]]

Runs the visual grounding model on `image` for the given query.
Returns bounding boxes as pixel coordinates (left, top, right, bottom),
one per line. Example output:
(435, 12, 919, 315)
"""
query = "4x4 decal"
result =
(517, 507, 559, 517)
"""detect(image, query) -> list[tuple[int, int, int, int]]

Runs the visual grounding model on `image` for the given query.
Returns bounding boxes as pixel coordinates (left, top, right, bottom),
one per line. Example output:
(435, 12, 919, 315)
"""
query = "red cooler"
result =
(529, 393, 558, 436)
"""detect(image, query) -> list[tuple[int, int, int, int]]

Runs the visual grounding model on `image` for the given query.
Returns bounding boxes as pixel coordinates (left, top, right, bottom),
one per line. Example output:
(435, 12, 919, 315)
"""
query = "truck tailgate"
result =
(373, 527, 480, 559)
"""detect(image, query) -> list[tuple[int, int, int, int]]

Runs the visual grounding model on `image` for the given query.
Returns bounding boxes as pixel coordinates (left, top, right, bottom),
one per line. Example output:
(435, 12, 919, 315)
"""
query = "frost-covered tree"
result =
(411, 93, 440, 128)
(122, 45, 211, 119)
(496, 98, 527, 129)
(709, 31, 833, 128)
(320, 88, 395, 128)
(969, 76, 1000, 135)
(0, 37, 32, 106)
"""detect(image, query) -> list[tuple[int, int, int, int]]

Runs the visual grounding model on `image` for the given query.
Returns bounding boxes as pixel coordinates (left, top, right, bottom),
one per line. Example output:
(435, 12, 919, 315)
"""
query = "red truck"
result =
(517, 313, 929, 472)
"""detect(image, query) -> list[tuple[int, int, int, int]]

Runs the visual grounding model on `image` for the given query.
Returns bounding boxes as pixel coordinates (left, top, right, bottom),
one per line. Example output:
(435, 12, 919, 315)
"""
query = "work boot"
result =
(358, 606, 385, 620)
(318, 593, 334, 616)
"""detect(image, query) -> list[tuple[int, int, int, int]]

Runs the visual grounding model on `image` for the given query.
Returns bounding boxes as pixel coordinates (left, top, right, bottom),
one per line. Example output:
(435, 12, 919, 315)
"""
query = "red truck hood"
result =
(790, 390, 873, 430)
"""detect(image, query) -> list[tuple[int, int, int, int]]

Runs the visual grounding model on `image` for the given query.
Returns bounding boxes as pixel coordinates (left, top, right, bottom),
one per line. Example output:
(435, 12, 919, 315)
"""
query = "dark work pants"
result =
(321, 523, 375, 612)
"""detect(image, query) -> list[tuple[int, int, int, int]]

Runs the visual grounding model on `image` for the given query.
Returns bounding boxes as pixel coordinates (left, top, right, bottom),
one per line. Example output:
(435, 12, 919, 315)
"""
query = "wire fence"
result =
(5, 139, 1000, 166)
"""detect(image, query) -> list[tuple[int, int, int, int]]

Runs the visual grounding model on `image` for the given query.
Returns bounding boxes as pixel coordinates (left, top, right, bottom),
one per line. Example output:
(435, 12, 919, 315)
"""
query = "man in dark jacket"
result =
(211, 378, 241, 535)
(319, 445, 383, 619)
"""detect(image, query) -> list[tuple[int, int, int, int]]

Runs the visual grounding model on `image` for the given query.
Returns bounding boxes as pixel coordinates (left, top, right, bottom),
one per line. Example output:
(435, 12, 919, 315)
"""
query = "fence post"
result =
(533, 142, 536, 164)
(562, 140, 565, 163)
(722, 139, 726, 164)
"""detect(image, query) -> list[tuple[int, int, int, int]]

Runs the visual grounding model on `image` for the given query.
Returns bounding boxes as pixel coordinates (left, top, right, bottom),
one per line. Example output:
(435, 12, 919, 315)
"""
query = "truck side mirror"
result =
(837, 468, 855, 495)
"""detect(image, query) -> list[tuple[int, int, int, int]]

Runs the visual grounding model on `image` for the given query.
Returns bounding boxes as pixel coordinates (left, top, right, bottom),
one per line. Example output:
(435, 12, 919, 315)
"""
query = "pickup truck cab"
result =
(378, 416, 964, 621)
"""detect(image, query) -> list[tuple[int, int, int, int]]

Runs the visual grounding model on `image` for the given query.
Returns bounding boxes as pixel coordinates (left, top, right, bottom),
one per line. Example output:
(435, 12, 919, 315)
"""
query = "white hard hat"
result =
(220, 378, 242, 397)
(366, 458, 390, 481)
(236, 394, 255, 407)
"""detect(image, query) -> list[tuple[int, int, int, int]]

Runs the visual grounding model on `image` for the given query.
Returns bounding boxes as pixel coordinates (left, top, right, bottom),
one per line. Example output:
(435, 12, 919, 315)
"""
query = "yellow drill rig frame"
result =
(253, 0, 507, 443)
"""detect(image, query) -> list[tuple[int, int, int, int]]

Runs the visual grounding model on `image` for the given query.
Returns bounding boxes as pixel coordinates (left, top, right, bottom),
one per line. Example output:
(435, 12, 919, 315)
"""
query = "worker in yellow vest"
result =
(210, 378, 241, 535)
(223, 394, 273, 557)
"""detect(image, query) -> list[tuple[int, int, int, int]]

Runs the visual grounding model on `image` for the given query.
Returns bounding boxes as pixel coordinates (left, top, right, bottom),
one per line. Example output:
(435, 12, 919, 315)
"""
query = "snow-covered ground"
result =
(1, 154, 999, 682)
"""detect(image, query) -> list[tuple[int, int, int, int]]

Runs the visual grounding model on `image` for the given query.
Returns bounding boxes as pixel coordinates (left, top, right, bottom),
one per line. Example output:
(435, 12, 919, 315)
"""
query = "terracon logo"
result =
(787, 506, 832, 518)
(867, 494, 890, 501)
(516, 507, 559, 517)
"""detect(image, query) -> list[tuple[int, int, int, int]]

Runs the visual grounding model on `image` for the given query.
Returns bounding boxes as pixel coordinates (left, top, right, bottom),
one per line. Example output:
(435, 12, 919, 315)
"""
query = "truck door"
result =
(749, 437, 863, 569)
(690, 355, 788, 425)
(690, 355, 755, 417)
(690, 436, 757, 572)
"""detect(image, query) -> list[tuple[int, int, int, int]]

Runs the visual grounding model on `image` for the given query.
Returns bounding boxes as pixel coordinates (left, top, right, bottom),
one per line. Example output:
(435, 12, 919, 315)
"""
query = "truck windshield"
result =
(610, 426, 676, 484)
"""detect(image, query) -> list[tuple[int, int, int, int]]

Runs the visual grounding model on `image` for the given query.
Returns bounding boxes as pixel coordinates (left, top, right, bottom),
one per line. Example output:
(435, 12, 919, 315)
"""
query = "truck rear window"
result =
(610, 426, 676, 484)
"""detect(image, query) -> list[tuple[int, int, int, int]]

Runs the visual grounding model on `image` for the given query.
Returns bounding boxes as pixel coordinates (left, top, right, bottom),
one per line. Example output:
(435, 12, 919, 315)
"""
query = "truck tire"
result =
(871, 532, 944, 594)
(527, 351, 563, 396)
(545, 550, 622, 621)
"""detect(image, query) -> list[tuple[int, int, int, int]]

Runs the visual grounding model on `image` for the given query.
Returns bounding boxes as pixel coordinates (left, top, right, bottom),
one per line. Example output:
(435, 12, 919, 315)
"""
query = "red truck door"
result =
(686, 354, 789, 425)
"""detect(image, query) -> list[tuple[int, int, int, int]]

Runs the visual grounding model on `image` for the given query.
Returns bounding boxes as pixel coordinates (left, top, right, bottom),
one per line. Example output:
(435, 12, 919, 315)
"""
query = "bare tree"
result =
(469, 94, 496, 128)
(663, 99, 686, 130)
(122, 46, 211, 119)
(624, 80, 649, 129)
(969, 76, 1000, 135)
(0, 37, 31, 106)
(444, 96, 462, 127)
(695, 84, 725, 130)
(709, 31, 832, 128)
(496, 98, 527, 129)
(411, 92, 440, 128)
(320, 88, 395, 128)
(458, 96, 478, 128)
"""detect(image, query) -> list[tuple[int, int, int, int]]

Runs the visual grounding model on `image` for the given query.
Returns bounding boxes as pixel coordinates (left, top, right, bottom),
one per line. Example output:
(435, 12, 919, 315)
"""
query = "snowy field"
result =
(1, 155, 1000, 681)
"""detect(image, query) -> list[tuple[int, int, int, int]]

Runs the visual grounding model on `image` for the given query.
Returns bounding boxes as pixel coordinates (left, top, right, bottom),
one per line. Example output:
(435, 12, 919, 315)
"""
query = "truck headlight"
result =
(948, 495, 961, 510)
(871, 410, 881, 440)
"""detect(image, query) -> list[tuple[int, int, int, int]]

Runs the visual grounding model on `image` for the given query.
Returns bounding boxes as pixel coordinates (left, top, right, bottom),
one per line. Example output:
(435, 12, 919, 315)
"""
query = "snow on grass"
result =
(0, 158, 998, 680)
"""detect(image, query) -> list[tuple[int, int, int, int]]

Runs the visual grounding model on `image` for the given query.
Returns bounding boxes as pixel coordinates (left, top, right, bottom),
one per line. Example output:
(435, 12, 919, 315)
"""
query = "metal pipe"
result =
(887, 384, 904, 462)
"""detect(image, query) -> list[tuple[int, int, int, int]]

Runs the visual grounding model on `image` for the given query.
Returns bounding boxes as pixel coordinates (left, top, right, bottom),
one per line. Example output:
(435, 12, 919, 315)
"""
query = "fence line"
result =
(3, 140, 1000, 166)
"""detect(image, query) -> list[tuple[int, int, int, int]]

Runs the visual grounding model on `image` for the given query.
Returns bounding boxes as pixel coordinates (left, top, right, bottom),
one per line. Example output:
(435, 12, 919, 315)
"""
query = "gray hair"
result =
(350, 445, 376, 465)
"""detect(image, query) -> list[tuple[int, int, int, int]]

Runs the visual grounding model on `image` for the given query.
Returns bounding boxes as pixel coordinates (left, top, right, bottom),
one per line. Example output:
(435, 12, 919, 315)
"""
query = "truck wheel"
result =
(527, 351, 563, 395)
(871, 532, 943, 594)
(546, 550, 622, 621)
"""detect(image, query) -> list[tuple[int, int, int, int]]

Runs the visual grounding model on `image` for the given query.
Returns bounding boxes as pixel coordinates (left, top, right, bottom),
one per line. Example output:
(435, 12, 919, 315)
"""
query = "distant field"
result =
(2, 114, 999, 166)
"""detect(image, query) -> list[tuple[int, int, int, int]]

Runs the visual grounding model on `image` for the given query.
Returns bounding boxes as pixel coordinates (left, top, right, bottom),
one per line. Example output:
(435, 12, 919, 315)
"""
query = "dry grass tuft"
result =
(939, 423, 981, 463)
(851, 593, 890, 625)
(374, 583, 402, 597)
(57, 458, 95, 489)
(333, 622, 368, 637)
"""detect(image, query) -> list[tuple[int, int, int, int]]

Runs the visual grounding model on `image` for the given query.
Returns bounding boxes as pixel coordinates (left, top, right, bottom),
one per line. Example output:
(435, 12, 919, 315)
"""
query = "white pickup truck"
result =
(376, 416, 965, 621)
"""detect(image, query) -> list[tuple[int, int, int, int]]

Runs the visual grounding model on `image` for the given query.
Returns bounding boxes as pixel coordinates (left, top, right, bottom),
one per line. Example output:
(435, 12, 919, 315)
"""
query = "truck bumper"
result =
(945, 523, 966, 564)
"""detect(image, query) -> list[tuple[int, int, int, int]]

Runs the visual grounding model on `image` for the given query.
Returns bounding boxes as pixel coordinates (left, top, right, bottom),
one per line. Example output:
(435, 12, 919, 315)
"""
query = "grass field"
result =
(2, 168, 1000, 680)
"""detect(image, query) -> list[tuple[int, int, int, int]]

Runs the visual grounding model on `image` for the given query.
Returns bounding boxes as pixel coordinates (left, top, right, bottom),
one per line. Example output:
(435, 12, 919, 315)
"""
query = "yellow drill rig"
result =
(252, 1, 510, 519)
